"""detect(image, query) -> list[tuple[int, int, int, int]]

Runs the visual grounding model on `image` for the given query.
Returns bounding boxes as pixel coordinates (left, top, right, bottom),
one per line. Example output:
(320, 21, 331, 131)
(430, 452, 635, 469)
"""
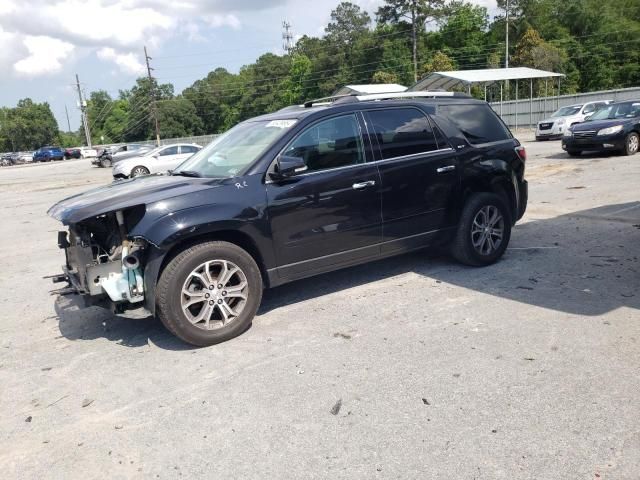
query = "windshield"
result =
(174, 119, 297, 178)
(551, 106, 582, 117)
(587, 102, 640, 121)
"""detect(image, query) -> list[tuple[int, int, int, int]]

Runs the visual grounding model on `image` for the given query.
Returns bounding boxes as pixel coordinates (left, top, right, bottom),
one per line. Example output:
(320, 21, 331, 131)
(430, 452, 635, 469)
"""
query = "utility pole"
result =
(75, 74, 92, 147)
(64, 105, 71, 133)
(505, 0, 509, 68)
(144, 46, 161, 147)
(282, 21, 293, 54)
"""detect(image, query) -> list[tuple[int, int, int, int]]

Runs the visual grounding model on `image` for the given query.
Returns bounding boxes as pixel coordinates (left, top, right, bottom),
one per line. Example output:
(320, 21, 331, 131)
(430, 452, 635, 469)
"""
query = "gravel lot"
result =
(0, 136, 639, 479)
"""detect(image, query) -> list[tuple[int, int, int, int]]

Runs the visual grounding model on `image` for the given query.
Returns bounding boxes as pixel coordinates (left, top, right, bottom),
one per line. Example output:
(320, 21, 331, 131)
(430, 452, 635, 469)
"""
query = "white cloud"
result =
(14, 35, 74, 75)
(0, 0, 282, 77)
(97, 47, 145, 75)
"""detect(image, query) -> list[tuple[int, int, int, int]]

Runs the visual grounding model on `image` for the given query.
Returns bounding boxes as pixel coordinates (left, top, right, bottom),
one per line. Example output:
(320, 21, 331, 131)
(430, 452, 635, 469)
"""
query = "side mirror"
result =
(153, 153, 159, 158)
(271, 155, 307, 180)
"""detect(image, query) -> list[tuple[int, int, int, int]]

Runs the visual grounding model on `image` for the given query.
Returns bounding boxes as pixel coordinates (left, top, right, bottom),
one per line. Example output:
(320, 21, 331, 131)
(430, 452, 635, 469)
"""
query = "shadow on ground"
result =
(54, 202, 640, 348)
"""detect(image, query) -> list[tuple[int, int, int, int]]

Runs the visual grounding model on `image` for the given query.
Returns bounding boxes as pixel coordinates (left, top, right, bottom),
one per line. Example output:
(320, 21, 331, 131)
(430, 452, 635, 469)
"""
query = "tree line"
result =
(1, 0, 638, 151)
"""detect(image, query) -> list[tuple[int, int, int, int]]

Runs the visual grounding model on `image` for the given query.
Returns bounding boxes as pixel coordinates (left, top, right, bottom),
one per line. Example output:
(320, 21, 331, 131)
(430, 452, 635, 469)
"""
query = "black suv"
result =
(48, 93, 528, 346)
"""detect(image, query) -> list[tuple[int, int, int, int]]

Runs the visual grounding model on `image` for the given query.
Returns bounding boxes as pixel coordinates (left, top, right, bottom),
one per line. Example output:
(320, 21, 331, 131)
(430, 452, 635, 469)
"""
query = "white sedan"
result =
(112, 143, 202, 179)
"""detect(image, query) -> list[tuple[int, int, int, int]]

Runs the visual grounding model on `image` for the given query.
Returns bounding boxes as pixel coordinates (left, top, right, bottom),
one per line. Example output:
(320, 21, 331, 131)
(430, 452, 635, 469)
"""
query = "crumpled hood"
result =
(48, 174, 226, 225)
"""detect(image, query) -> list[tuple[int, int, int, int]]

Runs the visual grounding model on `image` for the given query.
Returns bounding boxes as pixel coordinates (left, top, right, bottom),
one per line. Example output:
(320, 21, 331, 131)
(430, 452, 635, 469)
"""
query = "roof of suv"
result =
(251, 96, 488, 123)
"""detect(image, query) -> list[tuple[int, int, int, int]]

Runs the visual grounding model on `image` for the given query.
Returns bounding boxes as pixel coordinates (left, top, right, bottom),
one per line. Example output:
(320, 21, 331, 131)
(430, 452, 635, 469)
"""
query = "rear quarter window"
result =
(439, 104, 511, 145)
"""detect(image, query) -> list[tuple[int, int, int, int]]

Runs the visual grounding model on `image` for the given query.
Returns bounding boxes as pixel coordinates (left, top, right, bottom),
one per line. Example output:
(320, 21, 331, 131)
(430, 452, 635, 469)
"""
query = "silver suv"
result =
(536, 101, 611, 140)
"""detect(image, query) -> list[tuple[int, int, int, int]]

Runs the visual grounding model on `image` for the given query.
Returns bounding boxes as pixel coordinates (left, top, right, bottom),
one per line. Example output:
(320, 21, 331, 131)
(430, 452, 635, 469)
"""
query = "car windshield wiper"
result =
(172, 170, 202, 178)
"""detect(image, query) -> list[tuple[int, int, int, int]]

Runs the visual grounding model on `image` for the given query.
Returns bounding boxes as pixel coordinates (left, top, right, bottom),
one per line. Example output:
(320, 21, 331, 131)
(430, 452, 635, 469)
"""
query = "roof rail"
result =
(302, 90, 470, 108)
(355, 91, 471, 101)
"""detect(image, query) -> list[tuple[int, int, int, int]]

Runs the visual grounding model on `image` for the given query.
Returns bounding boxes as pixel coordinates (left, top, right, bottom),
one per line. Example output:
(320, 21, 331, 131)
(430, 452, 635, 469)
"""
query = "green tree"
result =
(377, 0, 445, 82)
(372, 71, 399, 84)
(156, 98, 204, 138)
(123, 77, 174, 142)
(420, 50, 456, 77)
(281, 54, 313, 105)
(2, 98, 59, 150)
(325, 2, 371, 47)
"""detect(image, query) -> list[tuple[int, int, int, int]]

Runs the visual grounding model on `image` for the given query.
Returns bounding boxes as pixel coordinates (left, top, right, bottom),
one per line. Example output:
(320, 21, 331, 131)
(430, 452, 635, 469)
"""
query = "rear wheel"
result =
(451, 192, 512, 267)
(623, 132, 639, 156)
(156, 241, 263, 347)
(130, 165, 149, 177)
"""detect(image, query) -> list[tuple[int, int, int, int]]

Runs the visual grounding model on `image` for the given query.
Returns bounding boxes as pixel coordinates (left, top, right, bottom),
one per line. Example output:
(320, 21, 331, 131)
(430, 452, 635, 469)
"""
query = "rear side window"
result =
(366, 108, 438, 159)
(181, 145, 199, 154)
(439, 104, 511, 144)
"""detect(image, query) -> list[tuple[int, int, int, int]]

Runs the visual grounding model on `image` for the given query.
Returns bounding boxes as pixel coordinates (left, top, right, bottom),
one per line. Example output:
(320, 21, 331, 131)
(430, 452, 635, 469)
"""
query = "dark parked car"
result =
(34, 146, 64, 162)
(562, 100, 640, 156)
(48, 92, 528, 346)
(64, 148, 81, 160)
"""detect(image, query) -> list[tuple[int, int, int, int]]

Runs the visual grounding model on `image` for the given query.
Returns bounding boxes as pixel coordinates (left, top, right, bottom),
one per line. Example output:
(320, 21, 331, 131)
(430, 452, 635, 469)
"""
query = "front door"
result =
(363, 107, 460, 253)
(154, 145, 181, 173)
(266, 113, 382, 280)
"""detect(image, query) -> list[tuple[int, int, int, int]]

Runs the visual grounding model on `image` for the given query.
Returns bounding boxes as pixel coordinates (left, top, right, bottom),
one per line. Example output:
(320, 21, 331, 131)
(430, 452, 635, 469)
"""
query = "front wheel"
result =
(451, 192, 512, 267)
(623, 132, 639, 156)
(100, 158, 112, 168)
(156, 241, 263, 346)
(130, 165, 150, 177)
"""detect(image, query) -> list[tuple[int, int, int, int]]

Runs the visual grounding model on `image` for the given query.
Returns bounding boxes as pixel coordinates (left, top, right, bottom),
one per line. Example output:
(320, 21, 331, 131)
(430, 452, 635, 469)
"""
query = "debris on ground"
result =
(333, 332, 352, 340)
(25, 416, 32, 423)
(330, 399, 342, 415)
(81, 398, 94, 408)
(422, 398, 430, 405)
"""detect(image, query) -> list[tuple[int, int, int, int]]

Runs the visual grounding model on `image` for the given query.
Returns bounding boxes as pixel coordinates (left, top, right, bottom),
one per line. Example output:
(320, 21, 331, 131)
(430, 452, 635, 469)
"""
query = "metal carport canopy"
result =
(408, 67, 565, 91)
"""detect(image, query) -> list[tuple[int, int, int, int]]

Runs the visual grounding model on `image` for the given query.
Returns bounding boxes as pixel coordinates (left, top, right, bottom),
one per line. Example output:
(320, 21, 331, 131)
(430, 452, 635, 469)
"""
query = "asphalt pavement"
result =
(0, 136, 638, 479)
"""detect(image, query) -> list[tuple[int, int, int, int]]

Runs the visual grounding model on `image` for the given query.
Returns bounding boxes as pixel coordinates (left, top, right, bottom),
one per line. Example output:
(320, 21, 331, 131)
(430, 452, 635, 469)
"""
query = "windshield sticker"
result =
(266, 119, 297, 129)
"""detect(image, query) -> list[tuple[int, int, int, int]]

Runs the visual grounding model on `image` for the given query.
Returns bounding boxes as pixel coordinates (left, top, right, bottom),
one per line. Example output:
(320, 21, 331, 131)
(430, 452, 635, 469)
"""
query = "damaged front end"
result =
(51, 206, 148, 313)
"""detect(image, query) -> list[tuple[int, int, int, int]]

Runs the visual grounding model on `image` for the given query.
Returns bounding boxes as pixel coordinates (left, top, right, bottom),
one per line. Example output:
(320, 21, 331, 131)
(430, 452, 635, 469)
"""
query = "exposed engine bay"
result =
(54, 206, 148, 311)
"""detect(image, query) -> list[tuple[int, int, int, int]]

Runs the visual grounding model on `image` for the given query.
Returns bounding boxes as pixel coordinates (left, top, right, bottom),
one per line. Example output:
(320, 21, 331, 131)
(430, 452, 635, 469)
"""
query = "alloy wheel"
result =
(180, 260, 249, 330)
(131, 167, 149, 177)
(470, 205, 504, 256)
(628, 134, 639, 154)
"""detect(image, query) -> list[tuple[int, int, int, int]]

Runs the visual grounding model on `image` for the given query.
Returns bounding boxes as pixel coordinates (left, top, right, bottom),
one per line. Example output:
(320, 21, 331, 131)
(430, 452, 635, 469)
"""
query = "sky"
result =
(0, 0, 498, 131)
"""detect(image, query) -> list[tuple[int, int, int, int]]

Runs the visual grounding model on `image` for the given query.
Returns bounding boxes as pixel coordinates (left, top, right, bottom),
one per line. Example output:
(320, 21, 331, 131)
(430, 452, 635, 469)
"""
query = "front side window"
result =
(160, 146, 179, 156)
(366, 108, 438, 159)
(282, 114, 364, 172)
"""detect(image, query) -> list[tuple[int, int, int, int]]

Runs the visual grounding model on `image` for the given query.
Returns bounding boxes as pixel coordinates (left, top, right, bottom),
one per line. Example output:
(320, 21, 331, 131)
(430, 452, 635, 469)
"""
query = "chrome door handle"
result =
(436, 165, 456, 173)
(352, 180, 376, 190)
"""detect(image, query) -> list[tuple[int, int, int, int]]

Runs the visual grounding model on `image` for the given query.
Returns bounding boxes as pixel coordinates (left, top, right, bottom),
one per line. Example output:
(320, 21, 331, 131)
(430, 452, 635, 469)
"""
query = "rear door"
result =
(266, 113, 382, 280)
(363, 107, 459, 253)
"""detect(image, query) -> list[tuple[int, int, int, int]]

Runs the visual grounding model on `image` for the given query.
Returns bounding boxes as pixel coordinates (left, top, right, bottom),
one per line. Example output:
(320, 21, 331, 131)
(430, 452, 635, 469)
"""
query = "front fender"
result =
(132, 203, 274, 315)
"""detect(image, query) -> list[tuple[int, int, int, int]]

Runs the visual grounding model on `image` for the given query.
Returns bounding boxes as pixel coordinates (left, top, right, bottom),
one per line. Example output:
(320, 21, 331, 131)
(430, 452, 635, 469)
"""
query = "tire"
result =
(451, 192, 512, 267)
(100, 158, 112, 168)
(130, 165, 149, 177)
(156, 241, 263, 347)
(622, 132, 639, 156)
(566, 150, 582, 157)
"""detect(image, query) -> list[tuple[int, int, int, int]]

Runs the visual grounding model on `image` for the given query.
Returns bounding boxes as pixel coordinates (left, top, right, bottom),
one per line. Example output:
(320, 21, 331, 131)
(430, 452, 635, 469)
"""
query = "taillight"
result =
(515, 145, 526, 162)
